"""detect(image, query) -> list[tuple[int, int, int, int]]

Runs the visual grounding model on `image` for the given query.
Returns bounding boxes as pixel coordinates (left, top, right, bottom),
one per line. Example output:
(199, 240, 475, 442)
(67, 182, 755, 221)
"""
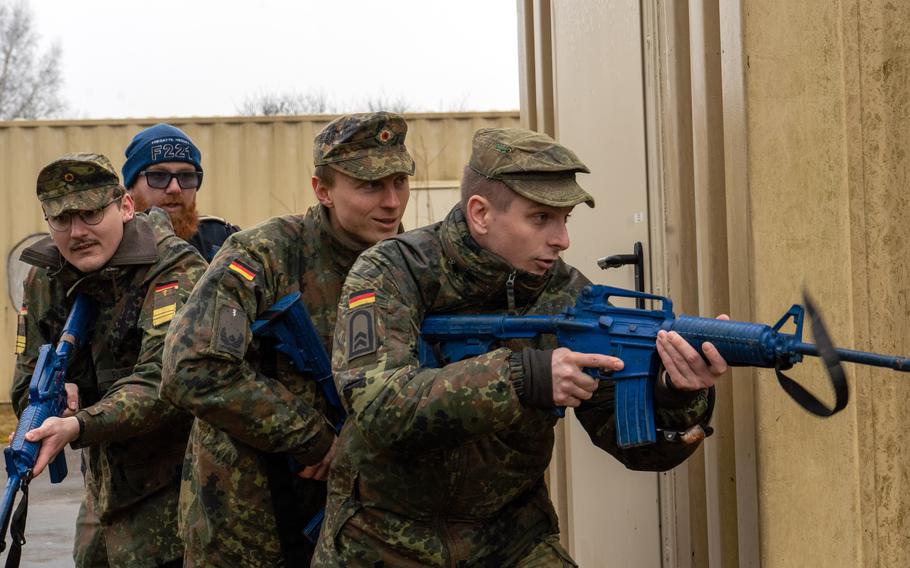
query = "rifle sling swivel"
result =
(775, 294, 849, 417)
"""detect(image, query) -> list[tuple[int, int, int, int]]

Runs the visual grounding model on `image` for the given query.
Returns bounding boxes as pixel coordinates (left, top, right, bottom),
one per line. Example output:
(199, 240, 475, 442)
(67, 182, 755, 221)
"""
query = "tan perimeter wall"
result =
(0, 112, 519, 401)
(732, 0, 910, 565)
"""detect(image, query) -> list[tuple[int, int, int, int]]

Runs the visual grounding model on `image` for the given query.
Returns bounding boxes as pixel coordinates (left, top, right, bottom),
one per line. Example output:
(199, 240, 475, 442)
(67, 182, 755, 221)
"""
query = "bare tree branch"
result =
(359, 94, 410, 114)
(237, 89, 336, 116)
(237, 89, 417, 116)
(0, 0, 65, 119)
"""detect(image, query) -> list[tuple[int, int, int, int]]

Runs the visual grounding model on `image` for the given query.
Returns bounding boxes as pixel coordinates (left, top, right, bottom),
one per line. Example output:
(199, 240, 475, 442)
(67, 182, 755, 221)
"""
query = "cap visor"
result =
(41, 185, 120, 217)
(504, 177, 595, 208)
(328, 150, 416, 181)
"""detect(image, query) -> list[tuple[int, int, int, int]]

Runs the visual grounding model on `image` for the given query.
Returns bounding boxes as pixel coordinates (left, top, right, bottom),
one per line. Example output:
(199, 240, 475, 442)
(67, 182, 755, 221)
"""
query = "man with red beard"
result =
(122, 123, 239, 261)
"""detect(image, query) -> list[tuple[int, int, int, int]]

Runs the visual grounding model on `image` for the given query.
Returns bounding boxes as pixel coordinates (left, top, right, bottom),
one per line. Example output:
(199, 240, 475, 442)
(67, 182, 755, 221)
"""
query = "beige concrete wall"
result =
(522, 0, 910, 565)
(0, 112, 519, 401)
(520, 1, 691, 566)
(728, 0, 910, 565)
(547, 1, 663, 566)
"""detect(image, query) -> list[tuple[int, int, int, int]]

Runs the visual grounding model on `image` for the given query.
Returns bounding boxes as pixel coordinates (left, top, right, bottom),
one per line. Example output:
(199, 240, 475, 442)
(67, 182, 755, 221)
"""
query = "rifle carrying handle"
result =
(591, 286, 674, 314)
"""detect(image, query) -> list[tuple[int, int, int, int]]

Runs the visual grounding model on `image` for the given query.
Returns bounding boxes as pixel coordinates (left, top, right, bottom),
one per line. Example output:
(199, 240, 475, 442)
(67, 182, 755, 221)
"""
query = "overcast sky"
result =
(30, 0, 521, 119)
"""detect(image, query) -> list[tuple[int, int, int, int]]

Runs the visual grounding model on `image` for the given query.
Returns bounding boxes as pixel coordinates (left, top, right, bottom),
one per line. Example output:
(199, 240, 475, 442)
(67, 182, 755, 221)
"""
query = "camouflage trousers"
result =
(73, 496, 183, 568)
(312, 530, 576, 567)
(313, 484, 577, 568)
(73, 448, 183, 568)
(73, 496, 107, 568)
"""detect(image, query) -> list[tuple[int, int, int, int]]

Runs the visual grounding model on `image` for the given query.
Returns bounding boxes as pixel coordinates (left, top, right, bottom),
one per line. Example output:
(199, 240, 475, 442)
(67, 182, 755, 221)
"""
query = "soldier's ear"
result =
(120, 193, 136, 222)
(312, 176, 333, 208)
(465, 195, 492, 235)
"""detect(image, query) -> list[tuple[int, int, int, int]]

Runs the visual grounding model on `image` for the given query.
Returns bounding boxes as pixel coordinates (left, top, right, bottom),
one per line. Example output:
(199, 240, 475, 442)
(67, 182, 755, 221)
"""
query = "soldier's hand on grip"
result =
(551, 348, 623, 408)
(298, 436, 337, 481)
(62, 383, 80, 418)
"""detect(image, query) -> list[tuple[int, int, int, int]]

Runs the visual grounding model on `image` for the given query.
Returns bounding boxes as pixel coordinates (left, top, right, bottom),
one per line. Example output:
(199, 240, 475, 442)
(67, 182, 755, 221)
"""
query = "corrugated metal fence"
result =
(0, 111, 519, 400)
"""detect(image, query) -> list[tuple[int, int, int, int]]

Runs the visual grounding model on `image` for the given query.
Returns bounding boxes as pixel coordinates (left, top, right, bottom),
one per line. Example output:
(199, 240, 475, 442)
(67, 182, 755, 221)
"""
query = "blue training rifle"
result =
(251, 291, 345, 544)
(0, 293, 95, 565)
(419, 285, 909, 448)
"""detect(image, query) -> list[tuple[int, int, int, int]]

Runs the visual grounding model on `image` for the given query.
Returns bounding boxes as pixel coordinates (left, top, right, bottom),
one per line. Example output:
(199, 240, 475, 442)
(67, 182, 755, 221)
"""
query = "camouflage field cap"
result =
(37, 153, 125, 217)
(469, 127, 594, 208)
(313, 112, 416, 181)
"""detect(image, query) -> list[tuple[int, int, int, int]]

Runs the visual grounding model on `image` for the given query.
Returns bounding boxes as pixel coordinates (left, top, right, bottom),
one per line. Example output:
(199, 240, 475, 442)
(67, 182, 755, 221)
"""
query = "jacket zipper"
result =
(505, 270, 517, 314)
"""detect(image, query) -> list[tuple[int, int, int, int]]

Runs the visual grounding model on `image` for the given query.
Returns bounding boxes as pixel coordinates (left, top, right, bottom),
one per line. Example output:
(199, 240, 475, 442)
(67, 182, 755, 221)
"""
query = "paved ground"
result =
(0, 406, 82, 567)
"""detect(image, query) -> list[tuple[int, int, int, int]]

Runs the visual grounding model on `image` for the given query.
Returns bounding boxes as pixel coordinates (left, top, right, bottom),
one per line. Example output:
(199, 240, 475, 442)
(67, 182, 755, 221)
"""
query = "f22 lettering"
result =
(150, 143, 191, 161)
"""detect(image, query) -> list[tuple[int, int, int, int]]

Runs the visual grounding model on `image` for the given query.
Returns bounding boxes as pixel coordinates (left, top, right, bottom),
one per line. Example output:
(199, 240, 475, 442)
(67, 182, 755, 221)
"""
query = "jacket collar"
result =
(439, 206, 554, 312)
(313, 205, 369, 272)
(313, 204, 407, 273)
(19, 215, 159, 285)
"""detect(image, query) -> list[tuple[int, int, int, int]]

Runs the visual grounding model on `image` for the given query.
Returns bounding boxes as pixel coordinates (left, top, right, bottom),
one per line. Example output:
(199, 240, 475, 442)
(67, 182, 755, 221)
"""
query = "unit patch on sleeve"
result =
(215, 304, 248, 358)
(347, 290, 378, 361)
(228, 259, 257, 281)
(15, 306, 26, 354)
(152, 281, 180, 327)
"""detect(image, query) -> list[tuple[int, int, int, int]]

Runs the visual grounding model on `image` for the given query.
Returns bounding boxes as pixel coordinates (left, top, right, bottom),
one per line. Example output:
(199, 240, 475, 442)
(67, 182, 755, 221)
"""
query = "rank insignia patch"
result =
(228, 259, 256, 281)
(347, 306, 377, 361)
(15, 306, 26, 354)
(153, 281, 179, 327)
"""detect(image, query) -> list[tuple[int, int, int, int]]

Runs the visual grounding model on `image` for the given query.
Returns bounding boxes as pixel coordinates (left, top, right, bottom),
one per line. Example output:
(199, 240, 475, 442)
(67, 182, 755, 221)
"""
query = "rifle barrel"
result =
(795, 342, 910, 372)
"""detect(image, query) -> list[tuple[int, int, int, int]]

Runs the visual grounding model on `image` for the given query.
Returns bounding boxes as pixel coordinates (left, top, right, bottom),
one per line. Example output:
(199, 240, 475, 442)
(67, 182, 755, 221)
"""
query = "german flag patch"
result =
(153, 281, 179, 327)
(348, 290, 376, 309)
(15, 306, 26, 354)
(228, 259, 256, 281)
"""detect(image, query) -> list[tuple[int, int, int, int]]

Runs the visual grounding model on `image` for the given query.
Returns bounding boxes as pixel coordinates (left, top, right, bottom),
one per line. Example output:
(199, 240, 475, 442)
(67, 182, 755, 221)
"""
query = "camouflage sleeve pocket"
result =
(210, 297, 250, 360)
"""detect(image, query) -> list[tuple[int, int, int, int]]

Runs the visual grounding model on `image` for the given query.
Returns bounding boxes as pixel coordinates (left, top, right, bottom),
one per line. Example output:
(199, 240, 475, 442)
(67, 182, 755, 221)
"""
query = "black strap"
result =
(5, 479, 29, 568)
(775, 293, 849, 416)
(261, 453, 320, 565)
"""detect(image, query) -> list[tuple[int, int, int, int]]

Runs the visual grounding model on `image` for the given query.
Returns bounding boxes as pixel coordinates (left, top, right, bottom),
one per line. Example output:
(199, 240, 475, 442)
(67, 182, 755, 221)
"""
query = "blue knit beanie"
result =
(122, 123, 203, 190)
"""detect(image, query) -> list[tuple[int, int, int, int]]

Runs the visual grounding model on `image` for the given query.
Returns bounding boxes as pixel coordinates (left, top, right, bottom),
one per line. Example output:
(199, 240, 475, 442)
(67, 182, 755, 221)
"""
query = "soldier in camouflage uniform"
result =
(12, 153, 207, 567)
(160, 112, 415, 566)
(313, 128, 730, 567)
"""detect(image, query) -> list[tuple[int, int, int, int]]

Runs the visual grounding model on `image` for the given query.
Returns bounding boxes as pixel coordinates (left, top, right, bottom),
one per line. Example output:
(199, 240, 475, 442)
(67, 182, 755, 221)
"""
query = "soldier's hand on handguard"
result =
(655, 314, 730, 391)
(24, 416, 80, 477)
(298, 436, 338, 481)
(551, 348, 624, 408)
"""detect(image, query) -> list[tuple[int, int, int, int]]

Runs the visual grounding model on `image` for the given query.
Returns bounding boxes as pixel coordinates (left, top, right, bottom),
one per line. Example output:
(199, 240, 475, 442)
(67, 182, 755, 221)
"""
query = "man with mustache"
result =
(11, 153, 207, 566)
(314, 128, 729, 566)
(122, 123, 239, 262)
(160, 112, 414, 566)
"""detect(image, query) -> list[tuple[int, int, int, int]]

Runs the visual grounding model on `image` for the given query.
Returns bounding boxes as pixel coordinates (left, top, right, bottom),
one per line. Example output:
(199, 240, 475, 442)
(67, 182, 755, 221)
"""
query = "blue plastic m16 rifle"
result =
(419, 285, 910, 449)
(0, 293, 95, 564)
(251, 291, 345, 544)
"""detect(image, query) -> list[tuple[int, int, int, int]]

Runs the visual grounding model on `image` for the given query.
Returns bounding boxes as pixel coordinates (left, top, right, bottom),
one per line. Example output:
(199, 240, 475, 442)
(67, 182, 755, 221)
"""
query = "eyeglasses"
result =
(138, 170, 203, 190)
(45, 198, 119, 232)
